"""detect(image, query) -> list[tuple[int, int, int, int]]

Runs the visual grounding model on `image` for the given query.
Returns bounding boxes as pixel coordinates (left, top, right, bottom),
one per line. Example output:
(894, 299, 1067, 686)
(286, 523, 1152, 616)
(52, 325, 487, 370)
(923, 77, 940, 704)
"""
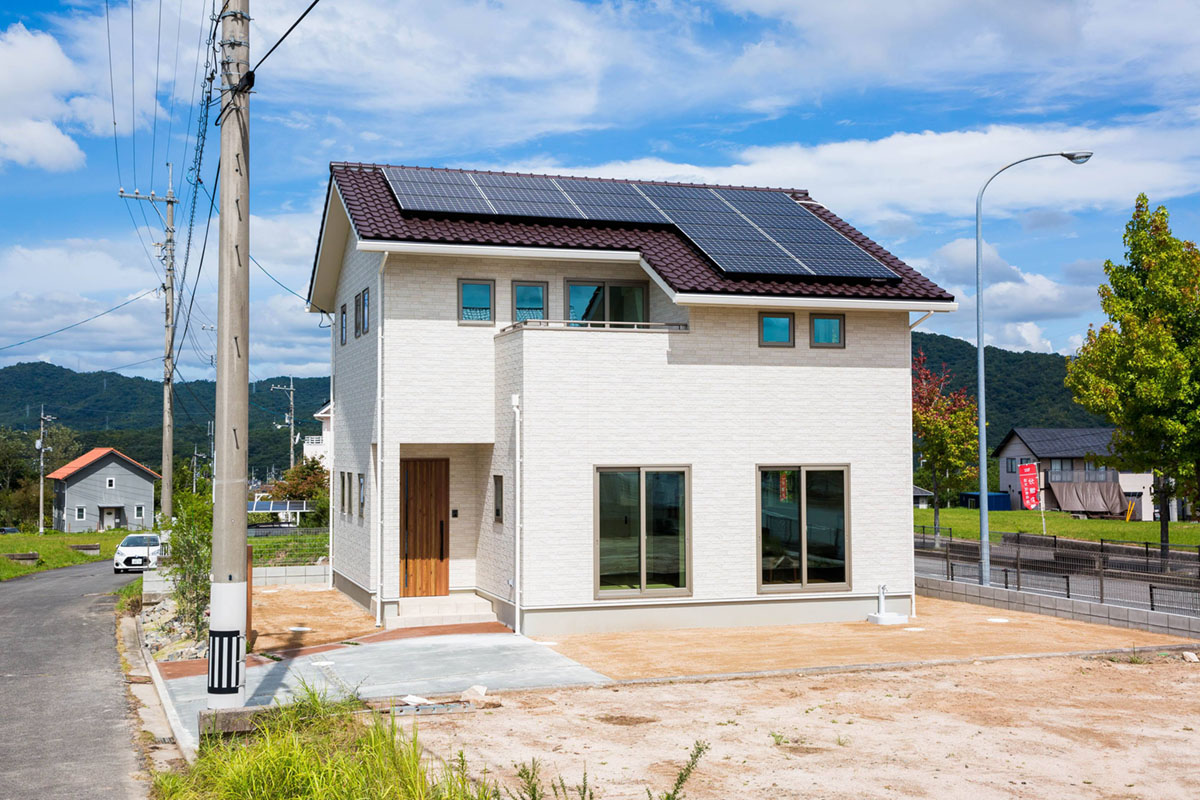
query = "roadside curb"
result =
(136, 614, 198, 763)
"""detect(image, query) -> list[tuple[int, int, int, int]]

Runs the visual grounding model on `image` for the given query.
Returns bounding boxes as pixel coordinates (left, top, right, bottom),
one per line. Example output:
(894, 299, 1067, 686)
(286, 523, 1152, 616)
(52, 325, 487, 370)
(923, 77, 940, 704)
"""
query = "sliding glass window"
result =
(566, 280, 648, 326)
(759, 466, 848, 590)
(596, 467, 689, 596)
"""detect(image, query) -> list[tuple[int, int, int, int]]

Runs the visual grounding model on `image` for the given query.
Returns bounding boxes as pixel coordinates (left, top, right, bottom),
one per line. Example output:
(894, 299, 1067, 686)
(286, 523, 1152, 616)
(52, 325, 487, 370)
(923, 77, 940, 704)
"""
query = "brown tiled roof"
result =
(327, 163, 952, 302)
(47, 447, 161, 481)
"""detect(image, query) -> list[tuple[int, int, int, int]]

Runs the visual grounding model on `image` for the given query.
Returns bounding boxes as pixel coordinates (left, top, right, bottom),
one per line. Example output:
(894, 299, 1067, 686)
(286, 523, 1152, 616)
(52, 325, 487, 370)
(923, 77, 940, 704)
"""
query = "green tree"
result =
(913, 351, 979, 539)
(1065, 195, 1200, 558)
(267, 457, 330, 527)
(162, 490, 213, 637)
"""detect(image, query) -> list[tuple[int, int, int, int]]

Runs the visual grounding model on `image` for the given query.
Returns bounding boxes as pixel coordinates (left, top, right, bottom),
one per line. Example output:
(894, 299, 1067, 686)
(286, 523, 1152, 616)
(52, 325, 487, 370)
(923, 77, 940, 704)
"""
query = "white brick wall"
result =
(499, 307, 915, 609)
(329, 237, 381, 592)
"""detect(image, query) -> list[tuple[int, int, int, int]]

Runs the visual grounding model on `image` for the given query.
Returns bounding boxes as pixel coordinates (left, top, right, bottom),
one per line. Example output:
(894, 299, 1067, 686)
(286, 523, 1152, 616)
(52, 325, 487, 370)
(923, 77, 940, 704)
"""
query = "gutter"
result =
(374, 253, 386, 627)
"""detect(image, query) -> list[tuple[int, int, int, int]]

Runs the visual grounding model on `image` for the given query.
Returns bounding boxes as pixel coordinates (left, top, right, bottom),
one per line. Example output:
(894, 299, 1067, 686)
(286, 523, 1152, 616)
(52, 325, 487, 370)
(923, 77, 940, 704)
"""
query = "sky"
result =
(2, 0, 1200, 384)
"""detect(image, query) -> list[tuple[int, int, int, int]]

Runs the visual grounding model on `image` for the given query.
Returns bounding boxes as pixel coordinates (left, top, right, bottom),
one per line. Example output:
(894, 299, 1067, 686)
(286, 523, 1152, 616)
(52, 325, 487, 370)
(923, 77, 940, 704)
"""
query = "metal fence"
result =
(247, 527, 329, 567)
(914, 528, 1200, 616)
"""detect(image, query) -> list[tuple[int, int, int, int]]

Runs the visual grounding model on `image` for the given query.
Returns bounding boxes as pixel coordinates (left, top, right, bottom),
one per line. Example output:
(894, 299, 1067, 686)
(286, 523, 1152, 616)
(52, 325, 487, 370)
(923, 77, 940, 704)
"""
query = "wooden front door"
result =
(400, 458, 449, 597)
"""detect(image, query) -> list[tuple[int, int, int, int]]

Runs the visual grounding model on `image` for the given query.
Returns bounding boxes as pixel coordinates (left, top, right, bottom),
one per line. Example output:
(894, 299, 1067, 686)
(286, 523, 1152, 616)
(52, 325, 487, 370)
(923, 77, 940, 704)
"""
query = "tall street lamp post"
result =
(975, 151, 1092, 586)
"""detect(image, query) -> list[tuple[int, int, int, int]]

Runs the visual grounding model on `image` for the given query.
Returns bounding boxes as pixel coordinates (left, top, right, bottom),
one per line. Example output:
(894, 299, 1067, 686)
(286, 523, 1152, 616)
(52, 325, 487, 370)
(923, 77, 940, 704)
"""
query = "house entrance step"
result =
(384, 592, 499, 630)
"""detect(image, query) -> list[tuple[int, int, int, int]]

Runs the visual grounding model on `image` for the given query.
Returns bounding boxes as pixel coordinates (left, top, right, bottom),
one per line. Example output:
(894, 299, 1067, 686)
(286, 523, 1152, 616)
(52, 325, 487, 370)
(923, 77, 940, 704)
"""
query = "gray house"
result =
(49, 448, 159, 532)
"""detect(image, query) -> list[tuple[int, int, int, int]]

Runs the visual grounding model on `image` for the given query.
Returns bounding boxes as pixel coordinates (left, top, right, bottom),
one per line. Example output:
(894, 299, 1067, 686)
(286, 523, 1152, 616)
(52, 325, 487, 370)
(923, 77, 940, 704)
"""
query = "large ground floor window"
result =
(596, 466, 689, 596)
(759, 466, 849, 590)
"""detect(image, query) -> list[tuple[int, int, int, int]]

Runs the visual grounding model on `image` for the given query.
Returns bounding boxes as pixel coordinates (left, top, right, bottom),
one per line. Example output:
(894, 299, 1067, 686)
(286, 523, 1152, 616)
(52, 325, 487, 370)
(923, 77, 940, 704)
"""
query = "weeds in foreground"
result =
(157, 686, 709, 800)
(113, 576, 143, 614)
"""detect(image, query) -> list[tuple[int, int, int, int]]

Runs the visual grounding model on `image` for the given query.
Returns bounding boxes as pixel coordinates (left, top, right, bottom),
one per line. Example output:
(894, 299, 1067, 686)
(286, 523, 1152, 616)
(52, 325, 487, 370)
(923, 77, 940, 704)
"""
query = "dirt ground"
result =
(543, 597, 1192, 679)
(417, 655, 1200, 799)
(248, 584, 377, 653)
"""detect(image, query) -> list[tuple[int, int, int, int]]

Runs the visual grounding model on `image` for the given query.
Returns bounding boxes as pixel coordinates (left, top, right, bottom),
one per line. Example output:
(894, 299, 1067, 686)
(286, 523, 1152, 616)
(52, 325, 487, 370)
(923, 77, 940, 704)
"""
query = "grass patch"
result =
(914, 507, 1200, 547)
(0, 530, 130, 580)
(155, 686, 708, 800)
(114, 576, 143, 614)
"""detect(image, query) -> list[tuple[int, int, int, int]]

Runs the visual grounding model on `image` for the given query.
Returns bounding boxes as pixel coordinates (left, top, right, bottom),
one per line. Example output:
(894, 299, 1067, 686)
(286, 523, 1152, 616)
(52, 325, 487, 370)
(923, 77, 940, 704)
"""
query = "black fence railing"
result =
(914, 528, 1200, 616)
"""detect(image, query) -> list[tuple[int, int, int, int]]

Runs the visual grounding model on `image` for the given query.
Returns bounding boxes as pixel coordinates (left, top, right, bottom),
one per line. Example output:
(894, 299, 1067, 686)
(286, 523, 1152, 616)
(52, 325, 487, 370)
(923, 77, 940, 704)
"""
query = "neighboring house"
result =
(49, 448, 159, 532)
(992, 428, 1175, 521)
(306, 162, 956, 635)
(302, 401, 333, 464)
(913, 485, 933, 509)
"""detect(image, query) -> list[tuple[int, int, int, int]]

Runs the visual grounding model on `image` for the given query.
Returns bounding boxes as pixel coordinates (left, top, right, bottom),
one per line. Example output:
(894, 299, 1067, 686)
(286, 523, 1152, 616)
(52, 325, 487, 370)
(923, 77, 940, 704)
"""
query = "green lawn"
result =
(914, 507, 1200, 547)
(0, 530, 132, 580)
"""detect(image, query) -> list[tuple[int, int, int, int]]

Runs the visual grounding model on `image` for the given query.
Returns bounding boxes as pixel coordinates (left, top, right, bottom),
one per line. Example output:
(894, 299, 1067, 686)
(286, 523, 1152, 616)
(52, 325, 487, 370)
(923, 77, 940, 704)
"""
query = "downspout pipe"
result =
(375, 255, 386, 627)
(511, 393, 522, 636)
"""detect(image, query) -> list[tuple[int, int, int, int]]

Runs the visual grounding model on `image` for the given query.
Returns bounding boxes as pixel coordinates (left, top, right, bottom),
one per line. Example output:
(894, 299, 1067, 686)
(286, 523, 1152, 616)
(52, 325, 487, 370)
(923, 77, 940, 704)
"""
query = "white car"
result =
(113, 533, 161, 573)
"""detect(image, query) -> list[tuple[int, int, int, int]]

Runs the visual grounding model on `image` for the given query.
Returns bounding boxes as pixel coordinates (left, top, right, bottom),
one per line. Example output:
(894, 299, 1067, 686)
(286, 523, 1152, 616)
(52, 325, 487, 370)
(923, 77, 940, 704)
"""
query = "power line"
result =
(100, 355, 164, 373)
(253, 0, 321, 72)
(0, 289, 157, 352)
(249, 254, 308, 303)
(149, 0, 164, 192)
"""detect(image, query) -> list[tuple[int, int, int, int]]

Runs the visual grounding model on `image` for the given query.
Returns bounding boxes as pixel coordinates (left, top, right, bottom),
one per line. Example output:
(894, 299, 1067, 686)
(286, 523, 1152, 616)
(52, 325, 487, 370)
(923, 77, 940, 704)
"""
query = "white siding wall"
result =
(499, 307, 914, 611)
(329, 237, 381, 593)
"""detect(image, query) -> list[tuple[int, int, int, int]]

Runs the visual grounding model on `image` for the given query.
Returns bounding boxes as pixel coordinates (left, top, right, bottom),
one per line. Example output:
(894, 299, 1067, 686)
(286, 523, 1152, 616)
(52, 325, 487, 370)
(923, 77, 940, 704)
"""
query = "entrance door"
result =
(400, 459, 449, 597)
(102, 507, 116, 530)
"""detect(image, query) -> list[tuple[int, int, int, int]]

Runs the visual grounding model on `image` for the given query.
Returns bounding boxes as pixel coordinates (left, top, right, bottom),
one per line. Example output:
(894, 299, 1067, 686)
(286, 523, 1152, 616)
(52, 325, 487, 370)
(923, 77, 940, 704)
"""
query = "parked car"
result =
(0, 526, 18, 534)
(113, 533, 161, 573)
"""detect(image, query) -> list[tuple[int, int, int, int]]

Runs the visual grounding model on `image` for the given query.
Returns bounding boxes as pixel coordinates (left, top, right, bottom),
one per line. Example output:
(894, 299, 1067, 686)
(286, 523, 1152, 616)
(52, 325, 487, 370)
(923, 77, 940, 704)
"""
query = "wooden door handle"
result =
(440, 520, 445, 560)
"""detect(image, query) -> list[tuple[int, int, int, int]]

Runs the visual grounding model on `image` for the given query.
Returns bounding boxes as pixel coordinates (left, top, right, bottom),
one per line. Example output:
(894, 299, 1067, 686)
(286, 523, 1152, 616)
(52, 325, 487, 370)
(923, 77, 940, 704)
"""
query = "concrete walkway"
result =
(159, 630, 610, 751)
(0, 561, 144, 800)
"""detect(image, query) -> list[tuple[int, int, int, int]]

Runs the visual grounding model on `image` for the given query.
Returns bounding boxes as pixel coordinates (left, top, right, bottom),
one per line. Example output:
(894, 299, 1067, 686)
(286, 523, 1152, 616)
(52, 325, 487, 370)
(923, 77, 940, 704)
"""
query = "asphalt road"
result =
(0, 561, 144, 799)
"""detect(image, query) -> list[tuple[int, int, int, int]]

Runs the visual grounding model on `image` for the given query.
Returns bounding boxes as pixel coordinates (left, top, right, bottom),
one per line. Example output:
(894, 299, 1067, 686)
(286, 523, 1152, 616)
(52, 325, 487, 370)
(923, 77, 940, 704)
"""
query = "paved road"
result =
(0, 561, 144, 799)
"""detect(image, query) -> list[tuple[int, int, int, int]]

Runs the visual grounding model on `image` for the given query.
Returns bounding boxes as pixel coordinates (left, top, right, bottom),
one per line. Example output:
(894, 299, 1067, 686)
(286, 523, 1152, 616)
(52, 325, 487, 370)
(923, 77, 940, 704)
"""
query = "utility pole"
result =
(192, 446, 208, 494)
(208, 0, 251, 709)
(271, 376, 295, 471)
(37, 406, 55, 534)
(121, 165, 179, 525)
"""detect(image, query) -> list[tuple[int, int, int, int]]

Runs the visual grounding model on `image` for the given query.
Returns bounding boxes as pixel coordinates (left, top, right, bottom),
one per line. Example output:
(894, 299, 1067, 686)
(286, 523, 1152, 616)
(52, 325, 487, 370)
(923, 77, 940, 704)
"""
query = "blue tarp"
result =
(957, 491, 1011, 511)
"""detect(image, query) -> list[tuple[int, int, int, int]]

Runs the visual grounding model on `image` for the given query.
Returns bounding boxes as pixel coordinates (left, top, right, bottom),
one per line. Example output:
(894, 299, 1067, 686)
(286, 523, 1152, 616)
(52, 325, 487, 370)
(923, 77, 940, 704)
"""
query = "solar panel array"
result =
(382, 166, 898, 280)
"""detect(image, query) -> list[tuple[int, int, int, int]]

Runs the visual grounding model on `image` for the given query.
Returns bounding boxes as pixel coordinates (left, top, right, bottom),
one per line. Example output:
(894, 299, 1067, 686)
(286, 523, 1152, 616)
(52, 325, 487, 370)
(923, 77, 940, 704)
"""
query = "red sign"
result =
(1018, 463, 1040, 510)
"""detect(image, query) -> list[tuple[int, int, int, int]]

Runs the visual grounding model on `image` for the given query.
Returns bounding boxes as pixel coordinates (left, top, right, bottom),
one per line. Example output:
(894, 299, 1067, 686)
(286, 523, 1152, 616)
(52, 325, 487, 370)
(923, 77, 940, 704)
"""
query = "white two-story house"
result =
(306, 163, 956, 635)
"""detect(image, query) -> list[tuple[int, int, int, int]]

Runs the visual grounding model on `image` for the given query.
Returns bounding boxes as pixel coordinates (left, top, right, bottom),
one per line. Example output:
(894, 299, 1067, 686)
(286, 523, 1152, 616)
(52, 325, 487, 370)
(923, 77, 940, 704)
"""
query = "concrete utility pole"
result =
(191, 446, 208, 494)
(37, 406, 55, 534)
(208, 0, 251, 709)
(271, 376, 295, 471)
(121, 165, 179, 524)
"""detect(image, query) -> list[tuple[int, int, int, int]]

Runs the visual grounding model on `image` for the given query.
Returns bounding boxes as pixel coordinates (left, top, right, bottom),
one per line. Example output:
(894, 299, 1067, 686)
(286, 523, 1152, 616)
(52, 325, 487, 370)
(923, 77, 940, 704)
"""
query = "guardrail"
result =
(246, 527, 328, 567)
(914, 528, 1200, 616)
(499, 319, 689, 334)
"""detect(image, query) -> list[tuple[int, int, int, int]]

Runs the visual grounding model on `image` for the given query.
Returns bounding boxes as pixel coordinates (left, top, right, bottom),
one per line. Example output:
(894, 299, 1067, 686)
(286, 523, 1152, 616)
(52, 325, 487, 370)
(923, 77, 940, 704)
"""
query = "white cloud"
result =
(0, 238, 158, 294)
(0, 24, 85, 170)
(987, 321, 1054, 353)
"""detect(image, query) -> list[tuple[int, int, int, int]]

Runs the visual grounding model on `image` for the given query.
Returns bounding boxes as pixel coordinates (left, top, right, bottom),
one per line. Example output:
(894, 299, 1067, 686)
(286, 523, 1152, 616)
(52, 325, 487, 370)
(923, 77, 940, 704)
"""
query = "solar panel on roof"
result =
(380, 166, 900, 281)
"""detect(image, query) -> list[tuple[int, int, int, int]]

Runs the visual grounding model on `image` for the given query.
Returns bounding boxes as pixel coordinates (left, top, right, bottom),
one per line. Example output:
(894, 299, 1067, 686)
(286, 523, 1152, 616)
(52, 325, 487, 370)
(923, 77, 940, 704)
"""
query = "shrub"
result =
(162, 491, 213, 638)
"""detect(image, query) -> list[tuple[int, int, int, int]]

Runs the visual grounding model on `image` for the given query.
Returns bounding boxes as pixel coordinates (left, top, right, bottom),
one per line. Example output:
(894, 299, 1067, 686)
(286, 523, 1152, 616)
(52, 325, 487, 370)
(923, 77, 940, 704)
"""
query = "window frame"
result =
(339, 471, 346, 514)
(75, 506, 86, 521)
(362, 287, 370, 334)
(758, 311, 795, 348)
(457, 278, 497, 326)
(134, 505, 144, 519)
(1006, 457, 1017, 474)
(756, 463, 852, 594)
(106, 477, 116, 489)
(809, 313, 846, 349)
(511, 280, 549, 323)
(358, 473, 365, 518)
(494, 474, 504, 522)
(354, 292, 363, 338)
(340, 304, 347, 345)
(593, 465, 692, 600)
(564, 279, 650, 326)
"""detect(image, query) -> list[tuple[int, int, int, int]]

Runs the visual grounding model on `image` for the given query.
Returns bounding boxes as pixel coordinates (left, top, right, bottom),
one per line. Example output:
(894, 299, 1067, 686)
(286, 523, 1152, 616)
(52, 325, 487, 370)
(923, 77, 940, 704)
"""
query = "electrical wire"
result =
(0, 289, 157, 352)
(100, 355, 164, 373)
(252, 0, 322, 73)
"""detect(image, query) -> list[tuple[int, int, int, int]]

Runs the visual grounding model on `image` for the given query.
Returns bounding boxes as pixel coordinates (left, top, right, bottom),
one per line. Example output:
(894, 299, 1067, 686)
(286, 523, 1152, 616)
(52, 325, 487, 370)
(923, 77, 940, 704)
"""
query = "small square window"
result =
(106, 477, 116, 489)
(759, 312, 795, 347)
(362, 287, 370, 333)
(75, 506, 85, 521)
(512, 281, 548, 322)
(134, 505, 144, 519)
(340, 305, 347, 345)
(494, 475, 503, 522)
(810, 314, 845, 348)
(458, 279, 495, 324)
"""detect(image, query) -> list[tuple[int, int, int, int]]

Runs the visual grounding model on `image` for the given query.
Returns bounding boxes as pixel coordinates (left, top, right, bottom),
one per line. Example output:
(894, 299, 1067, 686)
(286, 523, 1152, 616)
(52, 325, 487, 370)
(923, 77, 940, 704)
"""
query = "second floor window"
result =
(810, 314, 845, 348)
(566, 280, 647, 325)
(759, 312, 795, 347)
(513, 281, 547, 321)
(458, 279, 495, 323)
(362, 287, 370, 333)
(340, 305, 347, 345)
(354, 292, 362, 338)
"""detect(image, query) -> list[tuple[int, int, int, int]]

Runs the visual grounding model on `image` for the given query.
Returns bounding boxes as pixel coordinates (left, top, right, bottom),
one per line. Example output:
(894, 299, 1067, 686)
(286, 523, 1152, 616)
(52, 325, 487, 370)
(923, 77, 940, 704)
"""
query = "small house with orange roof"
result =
(48, 448, 160, 532)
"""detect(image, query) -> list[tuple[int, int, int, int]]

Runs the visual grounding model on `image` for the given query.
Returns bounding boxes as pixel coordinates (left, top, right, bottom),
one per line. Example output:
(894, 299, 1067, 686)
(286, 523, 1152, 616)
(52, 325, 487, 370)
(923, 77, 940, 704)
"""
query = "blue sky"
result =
(3, 0, 1200, 381)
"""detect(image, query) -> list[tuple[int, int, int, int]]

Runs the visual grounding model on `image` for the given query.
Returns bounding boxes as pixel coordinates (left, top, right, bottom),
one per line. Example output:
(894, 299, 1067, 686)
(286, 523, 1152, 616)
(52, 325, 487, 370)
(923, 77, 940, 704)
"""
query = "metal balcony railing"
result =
(499, 319, 689, 334)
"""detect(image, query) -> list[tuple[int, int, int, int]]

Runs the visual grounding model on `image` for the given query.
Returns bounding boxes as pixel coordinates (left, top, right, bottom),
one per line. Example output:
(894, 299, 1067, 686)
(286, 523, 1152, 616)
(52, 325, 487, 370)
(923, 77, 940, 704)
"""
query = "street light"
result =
(975, 151, 1092, 586)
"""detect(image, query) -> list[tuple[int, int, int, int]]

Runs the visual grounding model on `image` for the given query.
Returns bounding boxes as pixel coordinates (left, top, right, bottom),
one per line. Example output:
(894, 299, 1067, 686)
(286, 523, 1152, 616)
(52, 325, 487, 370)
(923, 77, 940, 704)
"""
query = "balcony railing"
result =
(303, 435, 323, 446)
(1047, 469, 1118, 483)
(499, 319, 689, 334)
